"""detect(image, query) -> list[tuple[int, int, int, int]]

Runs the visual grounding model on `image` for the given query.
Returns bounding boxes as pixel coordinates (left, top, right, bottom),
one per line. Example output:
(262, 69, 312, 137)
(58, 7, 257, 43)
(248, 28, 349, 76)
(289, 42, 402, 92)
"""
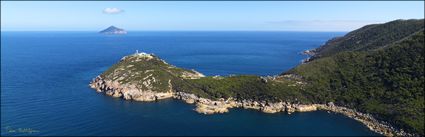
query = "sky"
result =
(1, 1, 424, 31)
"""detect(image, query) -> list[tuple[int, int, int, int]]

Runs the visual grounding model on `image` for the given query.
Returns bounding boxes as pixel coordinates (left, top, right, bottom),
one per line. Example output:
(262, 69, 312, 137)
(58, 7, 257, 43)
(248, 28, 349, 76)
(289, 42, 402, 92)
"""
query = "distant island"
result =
(90, 19, 424, 136)
(99, 25, 127, 34)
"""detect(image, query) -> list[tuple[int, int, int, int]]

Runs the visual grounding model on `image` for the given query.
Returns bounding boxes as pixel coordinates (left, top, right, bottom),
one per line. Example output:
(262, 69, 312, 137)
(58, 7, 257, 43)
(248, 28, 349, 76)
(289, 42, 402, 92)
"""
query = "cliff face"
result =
(90, 76, 173, 101)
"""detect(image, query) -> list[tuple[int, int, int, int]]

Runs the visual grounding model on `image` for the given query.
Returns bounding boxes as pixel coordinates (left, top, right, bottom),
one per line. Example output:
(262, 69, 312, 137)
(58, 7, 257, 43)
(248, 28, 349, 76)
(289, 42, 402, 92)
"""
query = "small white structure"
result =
(133, 50, 154, 59)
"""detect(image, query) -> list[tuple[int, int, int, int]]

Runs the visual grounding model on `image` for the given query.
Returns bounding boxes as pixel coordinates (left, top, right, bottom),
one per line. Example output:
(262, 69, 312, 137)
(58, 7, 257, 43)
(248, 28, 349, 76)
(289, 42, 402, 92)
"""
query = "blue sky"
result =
(1, 1, 424, 31)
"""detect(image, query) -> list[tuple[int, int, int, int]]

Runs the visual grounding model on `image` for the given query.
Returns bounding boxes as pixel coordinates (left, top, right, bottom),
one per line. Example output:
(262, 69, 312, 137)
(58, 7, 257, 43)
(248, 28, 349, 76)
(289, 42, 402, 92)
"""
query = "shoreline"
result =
(90, 76, 415, 137)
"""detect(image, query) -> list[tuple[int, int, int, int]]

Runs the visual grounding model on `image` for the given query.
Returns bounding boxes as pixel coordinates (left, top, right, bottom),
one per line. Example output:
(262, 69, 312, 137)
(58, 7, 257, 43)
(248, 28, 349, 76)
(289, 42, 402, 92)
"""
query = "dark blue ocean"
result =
(1, 31, 380, 136)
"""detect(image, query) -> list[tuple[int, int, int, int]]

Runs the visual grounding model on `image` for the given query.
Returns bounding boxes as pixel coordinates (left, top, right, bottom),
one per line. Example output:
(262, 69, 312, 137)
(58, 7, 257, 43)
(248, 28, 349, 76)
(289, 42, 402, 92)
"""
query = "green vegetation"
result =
(98, 19, 424, 135)
(181, 19, 425, 134)
(311, 19, 424, 59)
(287, 22, 424, 134)
(100, 53, 203, 93)
(185, 75, 307, 102)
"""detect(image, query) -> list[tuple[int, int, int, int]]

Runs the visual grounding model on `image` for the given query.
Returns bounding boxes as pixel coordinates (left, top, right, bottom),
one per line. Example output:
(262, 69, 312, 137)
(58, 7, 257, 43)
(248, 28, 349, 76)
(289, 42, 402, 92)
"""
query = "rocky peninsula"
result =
(90, 19, 424, 137)
(89, 51, 413, 137)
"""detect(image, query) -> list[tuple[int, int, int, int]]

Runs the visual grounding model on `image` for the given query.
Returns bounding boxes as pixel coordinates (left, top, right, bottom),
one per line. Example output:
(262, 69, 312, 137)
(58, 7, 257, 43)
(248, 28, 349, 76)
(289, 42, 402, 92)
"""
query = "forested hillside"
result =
(287, 20, 424, 135)
(310, 19, 424, 59)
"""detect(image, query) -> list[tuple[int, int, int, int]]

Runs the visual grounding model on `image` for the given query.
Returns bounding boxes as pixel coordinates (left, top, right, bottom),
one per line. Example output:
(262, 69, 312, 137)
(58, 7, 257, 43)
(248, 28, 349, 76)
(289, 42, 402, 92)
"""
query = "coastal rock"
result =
(286, 104, 295, 114)
(261, 102, 285, 113)
(195, 103, 229, 114)
(295, 104, 317, 112)
(89, 76, 173, 102)
(185, 98, 196, 104)
(242, 100, 261, 110)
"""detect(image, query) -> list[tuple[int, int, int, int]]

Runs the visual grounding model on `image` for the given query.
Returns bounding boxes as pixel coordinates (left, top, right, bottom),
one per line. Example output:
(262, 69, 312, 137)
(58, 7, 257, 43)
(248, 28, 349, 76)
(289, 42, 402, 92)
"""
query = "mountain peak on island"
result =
(99, 25, 127, 34)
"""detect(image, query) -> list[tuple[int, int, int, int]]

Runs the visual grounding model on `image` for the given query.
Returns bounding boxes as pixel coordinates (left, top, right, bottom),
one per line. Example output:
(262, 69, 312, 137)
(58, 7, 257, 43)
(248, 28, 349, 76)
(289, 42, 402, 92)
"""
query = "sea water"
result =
(1, 31, 380, 136)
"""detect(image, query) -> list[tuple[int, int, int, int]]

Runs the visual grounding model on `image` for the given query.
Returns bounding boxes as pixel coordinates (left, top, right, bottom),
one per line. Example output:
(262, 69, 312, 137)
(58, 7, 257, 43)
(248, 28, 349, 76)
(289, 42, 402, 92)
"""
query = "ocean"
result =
(1, 31, 380, 136)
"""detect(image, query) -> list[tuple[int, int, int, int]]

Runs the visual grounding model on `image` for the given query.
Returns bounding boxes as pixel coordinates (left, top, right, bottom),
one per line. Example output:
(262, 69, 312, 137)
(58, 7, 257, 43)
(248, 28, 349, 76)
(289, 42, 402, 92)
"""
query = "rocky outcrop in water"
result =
(99, 26, 127, 34)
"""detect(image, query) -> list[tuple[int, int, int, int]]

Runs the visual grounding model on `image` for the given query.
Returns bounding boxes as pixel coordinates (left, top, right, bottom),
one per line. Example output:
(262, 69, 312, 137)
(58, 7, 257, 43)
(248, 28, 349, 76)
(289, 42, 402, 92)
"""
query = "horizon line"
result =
(0, 30, 348, 32)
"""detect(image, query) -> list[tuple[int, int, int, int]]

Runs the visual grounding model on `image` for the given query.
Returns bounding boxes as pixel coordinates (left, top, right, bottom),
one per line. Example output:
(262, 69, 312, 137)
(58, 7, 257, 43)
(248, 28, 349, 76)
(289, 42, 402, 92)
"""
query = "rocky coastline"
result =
(89, 77, 414, 137)
(90, 76, 173, 101)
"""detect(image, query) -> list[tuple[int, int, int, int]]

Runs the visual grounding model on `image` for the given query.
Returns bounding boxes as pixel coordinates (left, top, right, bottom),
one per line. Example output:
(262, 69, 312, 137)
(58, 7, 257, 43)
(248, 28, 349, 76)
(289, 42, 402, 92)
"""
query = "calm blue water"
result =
(1, 31, 380, 136)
